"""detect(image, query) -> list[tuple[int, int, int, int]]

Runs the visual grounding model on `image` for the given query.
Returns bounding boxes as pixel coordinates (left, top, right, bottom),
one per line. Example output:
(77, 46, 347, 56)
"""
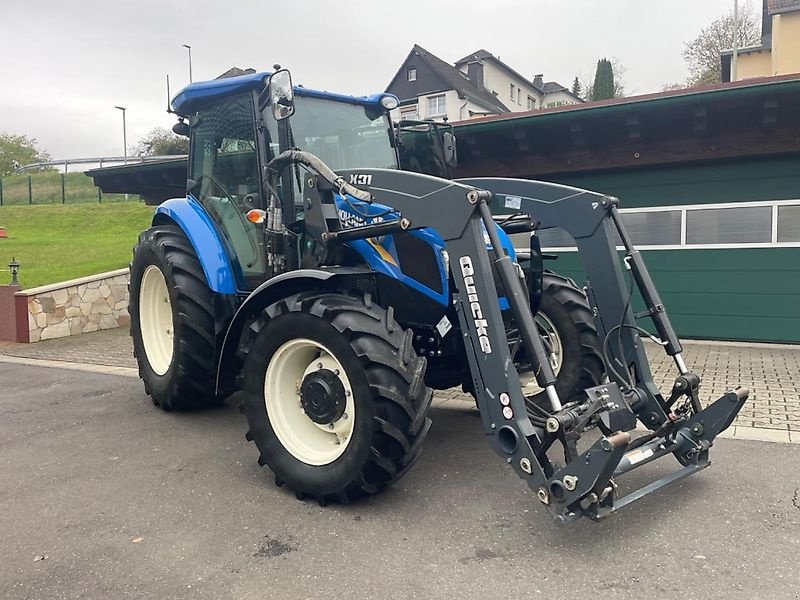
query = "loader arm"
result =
(287, 157, 747, 523)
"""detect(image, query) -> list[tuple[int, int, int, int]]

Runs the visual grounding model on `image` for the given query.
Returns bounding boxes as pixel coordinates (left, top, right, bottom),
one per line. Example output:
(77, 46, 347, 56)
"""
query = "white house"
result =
(385, 45, 582, 123)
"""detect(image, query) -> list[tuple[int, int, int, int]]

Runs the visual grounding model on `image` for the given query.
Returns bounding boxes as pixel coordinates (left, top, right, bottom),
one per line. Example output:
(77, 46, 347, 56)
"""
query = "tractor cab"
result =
(171, 69, 402, 290)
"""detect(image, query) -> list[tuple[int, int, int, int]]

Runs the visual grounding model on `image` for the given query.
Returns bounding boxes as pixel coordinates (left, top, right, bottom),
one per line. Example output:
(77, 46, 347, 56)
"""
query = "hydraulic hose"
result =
(267, 150, 373, 203)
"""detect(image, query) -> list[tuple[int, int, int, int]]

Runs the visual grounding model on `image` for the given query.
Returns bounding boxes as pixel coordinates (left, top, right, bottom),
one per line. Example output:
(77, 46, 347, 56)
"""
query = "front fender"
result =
(154, 196, 238, 294)
(214, 267, 373, 395)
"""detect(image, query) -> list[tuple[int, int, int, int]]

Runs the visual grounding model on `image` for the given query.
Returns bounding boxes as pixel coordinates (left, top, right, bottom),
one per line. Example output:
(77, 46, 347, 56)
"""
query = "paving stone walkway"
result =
(2, 328, 799, 432)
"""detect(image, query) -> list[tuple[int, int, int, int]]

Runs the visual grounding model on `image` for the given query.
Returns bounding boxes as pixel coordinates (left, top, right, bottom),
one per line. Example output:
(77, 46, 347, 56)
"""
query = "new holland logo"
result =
(459, 256, 492, 354)
(349, 174, 373, 186)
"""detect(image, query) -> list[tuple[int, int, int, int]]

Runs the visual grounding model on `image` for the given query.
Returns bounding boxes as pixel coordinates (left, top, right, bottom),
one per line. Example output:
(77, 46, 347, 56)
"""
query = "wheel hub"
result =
(300, 369, 346, 424)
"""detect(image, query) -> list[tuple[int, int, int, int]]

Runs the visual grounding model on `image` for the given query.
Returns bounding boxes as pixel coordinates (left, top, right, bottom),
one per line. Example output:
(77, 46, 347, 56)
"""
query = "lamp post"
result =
(114, 105, 127, 164)
(9, 257, 20, 286)
(182, 44, 193, 83)
(732, 0, 739, 82)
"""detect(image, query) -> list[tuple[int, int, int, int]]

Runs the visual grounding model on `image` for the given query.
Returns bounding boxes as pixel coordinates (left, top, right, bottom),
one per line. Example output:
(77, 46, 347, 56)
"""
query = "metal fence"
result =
(0, 172, 134, 205)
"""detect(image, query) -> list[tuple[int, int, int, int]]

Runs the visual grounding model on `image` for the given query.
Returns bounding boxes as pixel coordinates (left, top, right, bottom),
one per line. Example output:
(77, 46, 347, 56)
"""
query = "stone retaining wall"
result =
(18, 268, 130, 342)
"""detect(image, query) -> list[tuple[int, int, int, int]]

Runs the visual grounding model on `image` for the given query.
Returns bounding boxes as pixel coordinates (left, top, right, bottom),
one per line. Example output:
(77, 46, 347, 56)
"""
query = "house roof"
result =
(455, 49, 538, 92)
(398, 45, 509, 113)
(768, 0, 800, 13)
(456, 48, 581, 101)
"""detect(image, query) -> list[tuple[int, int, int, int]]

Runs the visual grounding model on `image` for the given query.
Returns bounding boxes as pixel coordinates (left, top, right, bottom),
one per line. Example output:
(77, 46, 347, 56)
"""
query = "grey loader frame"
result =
(305, 164, 747, 523)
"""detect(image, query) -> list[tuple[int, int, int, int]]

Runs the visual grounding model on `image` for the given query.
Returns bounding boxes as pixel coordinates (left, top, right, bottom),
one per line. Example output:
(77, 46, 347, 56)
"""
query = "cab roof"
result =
(171, 71, 394, 115)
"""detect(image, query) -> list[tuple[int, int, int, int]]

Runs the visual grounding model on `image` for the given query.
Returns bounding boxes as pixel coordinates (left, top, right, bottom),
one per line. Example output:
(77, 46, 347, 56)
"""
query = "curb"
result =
(0, 354, 139, 378)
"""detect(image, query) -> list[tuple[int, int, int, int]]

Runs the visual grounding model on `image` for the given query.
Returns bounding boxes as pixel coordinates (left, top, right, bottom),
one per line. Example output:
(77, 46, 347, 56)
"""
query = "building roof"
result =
(455, 48, 540, 92)
(453, 73, 800, 129)
(399, 45, 509, 113)
(768, 0, 800, 14)
(456, 49, 581, 102)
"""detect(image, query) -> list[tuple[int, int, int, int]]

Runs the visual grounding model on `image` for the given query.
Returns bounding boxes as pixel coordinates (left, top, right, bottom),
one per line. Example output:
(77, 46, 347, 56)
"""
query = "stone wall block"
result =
(52, 288, 69, 305)
(65, 306, 82, 318)
(46, 306, 66, 325)
(82, 288, 103, 304)
(99, 314, 118, 330)
(35, 312, 47, 328)
(87, 280, 101, 289)
(39, 296, 56, 313)
(41, 321, 71, 340)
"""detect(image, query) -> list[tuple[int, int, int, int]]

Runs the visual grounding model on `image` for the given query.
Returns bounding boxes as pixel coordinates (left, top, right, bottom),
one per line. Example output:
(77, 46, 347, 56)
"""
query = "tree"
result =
(133, 127, 189, 156)
(0, 133, 51, 176)
(580, 57, 626, 101)
(683, 1, 761, 86)
(591, 58, 616, 101)
(571, 76, 582, 98)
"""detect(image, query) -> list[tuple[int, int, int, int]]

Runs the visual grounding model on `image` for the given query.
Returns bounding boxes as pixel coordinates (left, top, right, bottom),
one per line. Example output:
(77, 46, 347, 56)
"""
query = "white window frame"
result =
(426, 94, 446, 117)
(407, 67, 416, 82)
(510, 83, 515, 99)
(537, 199, 800, 251)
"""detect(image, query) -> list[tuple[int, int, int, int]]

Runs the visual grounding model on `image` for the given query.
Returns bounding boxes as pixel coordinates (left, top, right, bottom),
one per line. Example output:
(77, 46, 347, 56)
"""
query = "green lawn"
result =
(0, 203, 154, 288)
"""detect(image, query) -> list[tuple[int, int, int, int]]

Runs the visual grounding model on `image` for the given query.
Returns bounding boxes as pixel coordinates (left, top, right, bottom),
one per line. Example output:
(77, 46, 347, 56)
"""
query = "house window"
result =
(400, 105, 418, 121)
(510, 83, 515, 99)
(407, 67, 417, 82)
(527, 95, 536, 110)
(517, 88, 521, 104)
(426, 94, 446, 117)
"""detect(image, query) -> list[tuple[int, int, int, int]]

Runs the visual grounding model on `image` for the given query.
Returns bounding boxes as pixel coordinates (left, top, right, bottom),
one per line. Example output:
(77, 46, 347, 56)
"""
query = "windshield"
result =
(283, 96, 397, 170)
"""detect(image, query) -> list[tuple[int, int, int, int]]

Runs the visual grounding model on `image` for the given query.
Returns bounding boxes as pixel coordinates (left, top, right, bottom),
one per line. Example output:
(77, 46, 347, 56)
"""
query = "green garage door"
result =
(523, 156, 800, 343)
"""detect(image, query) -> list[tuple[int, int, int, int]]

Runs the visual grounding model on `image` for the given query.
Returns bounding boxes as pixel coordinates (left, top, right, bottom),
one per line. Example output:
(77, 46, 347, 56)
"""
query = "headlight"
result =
(380, 95, 399, 110)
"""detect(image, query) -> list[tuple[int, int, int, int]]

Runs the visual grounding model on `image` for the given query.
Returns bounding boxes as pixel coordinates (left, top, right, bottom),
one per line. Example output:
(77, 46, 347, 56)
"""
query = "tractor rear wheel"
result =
(240, 292, 432, 504)
(129, 225, 220, 411)
(522, 272, 605, 413)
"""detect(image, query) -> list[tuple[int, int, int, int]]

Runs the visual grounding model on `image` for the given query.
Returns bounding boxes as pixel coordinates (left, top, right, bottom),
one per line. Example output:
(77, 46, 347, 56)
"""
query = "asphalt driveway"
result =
(1, 362, 799, 600)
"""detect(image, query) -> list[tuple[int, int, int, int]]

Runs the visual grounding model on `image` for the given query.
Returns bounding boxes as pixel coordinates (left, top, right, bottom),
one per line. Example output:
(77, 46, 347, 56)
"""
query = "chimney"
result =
(467, 62, 484, 89)
(533, 74, 544, 89)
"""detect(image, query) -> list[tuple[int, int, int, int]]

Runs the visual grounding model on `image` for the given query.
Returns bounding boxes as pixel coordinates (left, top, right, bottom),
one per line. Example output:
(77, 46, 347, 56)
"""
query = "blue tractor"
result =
(129, 69, 746, 521)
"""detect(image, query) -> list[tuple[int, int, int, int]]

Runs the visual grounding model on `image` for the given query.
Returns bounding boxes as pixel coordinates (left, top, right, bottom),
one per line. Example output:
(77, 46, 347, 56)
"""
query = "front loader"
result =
(129, 68, 747, 523)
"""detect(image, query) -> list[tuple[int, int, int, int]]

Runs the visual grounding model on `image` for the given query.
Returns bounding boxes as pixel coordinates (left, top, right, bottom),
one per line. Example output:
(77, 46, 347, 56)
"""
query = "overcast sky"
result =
(0, 0, 741, 159)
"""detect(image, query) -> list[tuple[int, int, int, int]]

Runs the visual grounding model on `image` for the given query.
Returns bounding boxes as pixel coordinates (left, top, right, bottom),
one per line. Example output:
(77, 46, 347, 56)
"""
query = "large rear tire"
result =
(241, 292, 432, 504)
(129, 225, 220, 411)
(523, 272, 605, 412)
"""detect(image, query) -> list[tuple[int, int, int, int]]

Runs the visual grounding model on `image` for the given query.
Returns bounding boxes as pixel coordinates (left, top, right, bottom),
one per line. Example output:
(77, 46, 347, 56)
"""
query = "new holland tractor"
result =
(129, 68, 747, 522)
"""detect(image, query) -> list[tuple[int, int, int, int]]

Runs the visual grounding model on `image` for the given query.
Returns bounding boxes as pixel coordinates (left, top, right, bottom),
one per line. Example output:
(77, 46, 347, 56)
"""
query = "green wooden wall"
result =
(547, 155, 800, 209)
(548, 248, 800, 343)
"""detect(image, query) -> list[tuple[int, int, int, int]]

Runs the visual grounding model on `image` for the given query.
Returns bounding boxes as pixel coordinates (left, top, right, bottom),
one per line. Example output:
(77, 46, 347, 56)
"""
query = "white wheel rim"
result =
(139, 265, 174, 376)
(520, 312, 564, 396)
(265, 338, 356, 466)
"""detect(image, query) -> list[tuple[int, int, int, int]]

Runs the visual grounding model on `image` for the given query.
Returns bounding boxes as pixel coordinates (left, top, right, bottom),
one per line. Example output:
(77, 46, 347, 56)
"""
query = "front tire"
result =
(522, 272, 605, 412)
(241, 292, 432, 504)
(129, 225, 220, 411)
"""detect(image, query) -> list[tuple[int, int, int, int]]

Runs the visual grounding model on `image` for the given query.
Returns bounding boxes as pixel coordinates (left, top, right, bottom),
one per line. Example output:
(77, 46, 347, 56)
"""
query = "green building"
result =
(453, 75, 800, 343)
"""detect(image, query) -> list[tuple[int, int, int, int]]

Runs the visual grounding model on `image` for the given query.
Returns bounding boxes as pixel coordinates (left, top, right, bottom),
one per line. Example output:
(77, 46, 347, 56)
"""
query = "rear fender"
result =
(214, 267, 374, 395)
(153, 196, 238, 294)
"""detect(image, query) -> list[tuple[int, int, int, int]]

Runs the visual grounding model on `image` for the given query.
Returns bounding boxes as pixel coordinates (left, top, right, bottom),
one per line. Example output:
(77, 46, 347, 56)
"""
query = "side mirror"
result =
(172, 120, 190, 137)
(442, 131, 457, 167)
(269, 69, 295, 121)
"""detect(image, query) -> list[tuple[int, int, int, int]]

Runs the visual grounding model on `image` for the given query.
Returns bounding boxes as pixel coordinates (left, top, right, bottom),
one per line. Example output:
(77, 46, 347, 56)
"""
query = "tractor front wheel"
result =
(241, 292, 432, 504)
(129, 225, 219, 411)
